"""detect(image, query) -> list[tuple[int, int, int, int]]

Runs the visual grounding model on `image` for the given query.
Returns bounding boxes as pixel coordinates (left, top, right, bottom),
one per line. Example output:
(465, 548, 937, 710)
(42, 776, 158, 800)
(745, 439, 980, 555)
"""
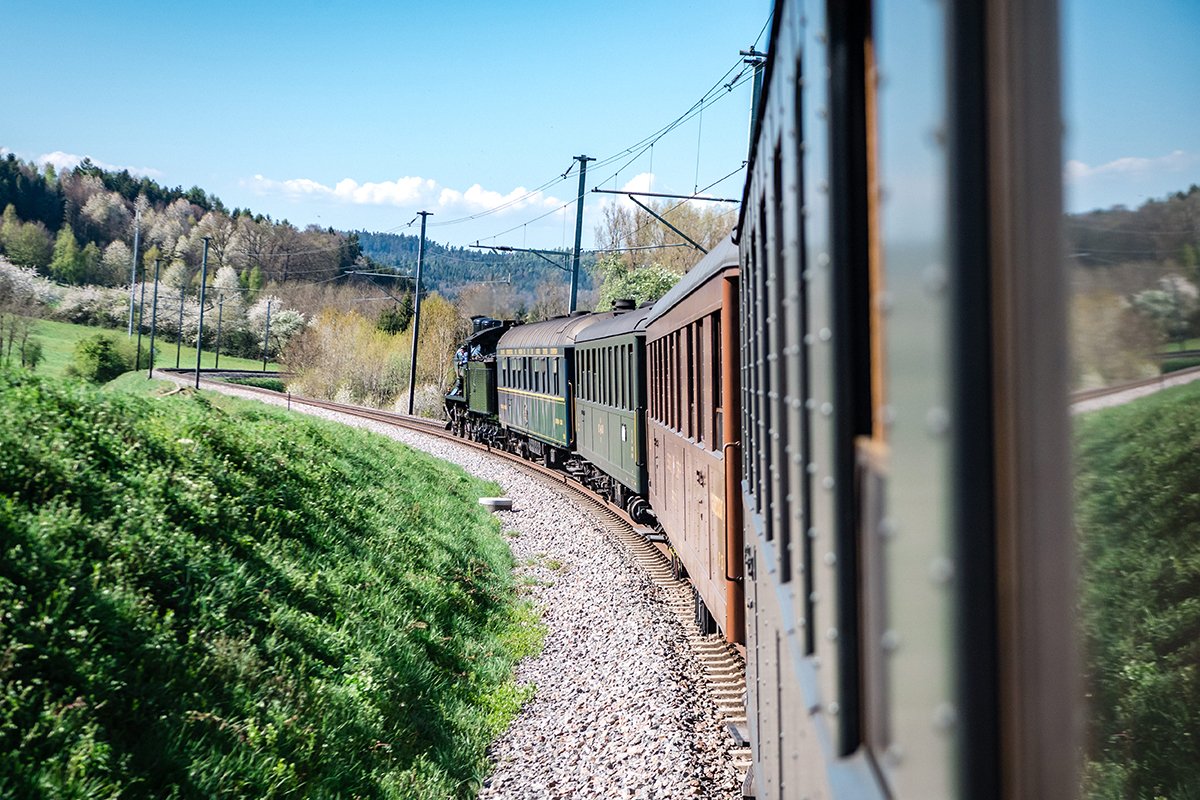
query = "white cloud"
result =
(244, 172, 565, 217)
(34, 150, 163, 178)
(1064, 150, 1200, 183)
(1064, 150, 1200, 213)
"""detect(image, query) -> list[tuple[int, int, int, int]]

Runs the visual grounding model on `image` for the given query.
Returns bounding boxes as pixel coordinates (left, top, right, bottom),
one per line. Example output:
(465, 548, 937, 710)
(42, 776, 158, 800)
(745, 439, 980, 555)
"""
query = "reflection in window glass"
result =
(875, 0, 953, 795)
(1066, 3, 1200, 798)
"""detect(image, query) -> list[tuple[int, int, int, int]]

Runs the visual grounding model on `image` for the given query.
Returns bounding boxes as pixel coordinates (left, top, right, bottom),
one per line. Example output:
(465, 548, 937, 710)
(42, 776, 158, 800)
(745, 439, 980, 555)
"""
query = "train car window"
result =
(742, 229, 758, 512)
(622, 344, 628, 411)
(712, 313, 723, 451)
(685, 325, 694, 439)
(677, 331, 685, 433)
(757, 201, 772, 542)
(696, 316, 700, 443)
(771, 142, 791, 583)
(659, 339, 665, 422)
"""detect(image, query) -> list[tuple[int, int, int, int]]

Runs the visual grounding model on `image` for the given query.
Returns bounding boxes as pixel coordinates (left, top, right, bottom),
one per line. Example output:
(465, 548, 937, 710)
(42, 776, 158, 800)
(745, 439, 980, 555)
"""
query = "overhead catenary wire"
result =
(396, 29, 765, 241)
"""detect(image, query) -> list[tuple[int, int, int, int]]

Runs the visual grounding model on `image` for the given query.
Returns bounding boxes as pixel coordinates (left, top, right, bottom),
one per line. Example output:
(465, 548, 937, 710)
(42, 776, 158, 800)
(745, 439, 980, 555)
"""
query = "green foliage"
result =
(3, 220, 53, 270)
(0, 371, 538, 798)
(1160, 356, 1200, 375)
(1076, 382, 1200, 798)
(376, 301, 412, 335)
(591, 255, 681, 311)
(69, 332, 152, 382)
(50, 226, 86, 284)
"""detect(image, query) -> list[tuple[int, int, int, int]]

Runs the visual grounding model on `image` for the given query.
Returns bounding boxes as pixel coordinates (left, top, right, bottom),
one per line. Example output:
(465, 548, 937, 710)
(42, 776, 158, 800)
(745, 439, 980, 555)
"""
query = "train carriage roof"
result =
(497, 311, 619, 352)
(645, 233, 738, 326)
(574, 306, 653, 343)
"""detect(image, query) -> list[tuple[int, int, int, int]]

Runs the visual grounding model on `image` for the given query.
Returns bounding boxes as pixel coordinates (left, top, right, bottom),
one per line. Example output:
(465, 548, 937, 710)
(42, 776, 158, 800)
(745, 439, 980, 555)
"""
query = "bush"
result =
(1077, 383, 1200, 798)
(1160, 356, 1200, 375)
(68, 332, 152, 382)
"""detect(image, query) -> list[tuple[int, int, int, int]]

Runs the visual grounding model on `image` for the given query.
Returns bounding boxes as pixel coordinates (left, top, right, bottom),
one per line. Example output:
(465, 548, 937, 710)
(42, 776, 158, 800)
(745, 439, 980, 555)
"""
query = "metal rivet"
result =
(806, 398, 817, 410)
(821, 402, 833, 416)
(822, 476, 835, 490)
(804, 333, 815, 345)
(807, 462, 818, 474)
(882, 629, 900, 651)
(810, 591, 819, 603)
(933, 702, 957, 731)
(926, 406, 950, 436)
(923, 263, 947, 295)
(827, 628, 838, 641)
(828, 701, 840, 715)
(817, 253, 830, 267)
(819, 327, 831, 341)
(807, 527, 818, 539)
(879, 517, 897, 538)
(928, 556, 954, 585)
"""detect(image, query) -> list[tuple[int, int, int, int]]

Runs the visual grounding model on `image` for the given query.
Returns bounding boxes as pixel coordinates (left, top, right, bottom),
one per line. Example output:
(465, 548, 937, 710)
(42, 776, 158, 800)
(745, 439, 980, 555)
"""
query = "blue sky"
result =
(2, 0, 770, 250)
(3, 0, 1196, 251)
(1063, 0, 1200, 212)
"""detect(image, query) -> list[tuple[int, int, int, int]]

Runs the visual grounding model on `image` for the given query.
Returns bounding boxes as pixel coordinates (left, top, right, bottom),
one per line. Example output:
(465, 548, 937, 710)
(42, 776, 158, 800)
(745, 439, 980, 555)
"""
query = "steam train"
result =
(448, 0, 1075, 796)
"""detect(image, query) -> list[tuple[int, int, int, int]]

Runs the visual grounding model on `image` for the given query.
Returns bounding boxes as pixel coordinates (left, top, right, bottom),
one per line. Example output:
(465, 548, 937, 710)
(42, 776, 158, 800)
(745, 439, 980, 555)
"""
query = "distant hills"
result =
(352, 230, 595, 303)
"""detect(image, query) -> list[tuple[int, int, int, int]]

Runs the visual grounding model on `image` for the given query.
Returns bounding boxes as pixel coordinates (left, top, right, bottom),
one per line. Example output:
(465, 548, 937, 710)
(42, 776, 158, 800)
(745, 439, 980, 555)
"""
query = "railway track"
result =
(158, 369, 753, 780)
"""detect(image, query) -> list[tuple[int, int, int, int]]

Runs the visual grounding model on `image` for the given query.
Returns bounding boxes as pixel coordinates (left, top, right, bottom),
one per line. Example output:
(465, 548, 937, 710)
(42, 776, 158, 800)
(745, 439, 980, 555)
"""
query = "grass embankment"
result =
(32, 318, 279, 379)
(0, 370, 541, 798)
(1076, 381, 1200, 799)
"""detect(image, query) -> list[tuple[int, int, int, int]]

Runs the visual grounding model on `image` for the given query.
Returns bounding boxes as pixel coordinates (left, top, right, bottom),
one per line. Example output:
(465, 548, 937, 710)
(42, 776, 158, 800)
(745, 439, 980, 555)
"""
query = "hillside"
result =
(0, 370, 540, 798)
(354, 230, 595, 307)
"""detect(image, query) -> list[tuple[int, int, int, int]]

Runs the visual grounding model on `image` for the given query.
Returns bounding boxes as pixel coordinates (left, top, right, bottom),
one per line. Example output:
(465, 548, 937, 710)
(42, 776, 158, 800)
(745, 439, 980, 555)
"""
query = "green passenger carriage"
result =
(495, 313, 614, 463)
(573, 303, 654, 521)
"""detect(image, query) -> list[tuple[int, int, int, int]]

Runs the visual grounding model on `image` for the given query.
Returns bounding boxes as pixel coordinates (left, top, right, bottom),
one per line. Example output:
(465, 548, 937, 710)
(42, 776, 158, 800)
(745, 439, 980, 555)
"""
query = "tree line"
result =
(0, 154, 361, 292)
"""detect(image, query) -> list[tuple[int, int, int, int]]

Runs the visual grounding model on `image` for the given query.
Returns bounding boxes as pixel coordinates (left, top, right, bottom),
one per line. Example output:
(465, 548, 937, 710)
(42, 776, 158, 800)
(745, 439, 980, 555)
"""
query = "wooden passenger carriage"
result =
(645, 235, 745, 644)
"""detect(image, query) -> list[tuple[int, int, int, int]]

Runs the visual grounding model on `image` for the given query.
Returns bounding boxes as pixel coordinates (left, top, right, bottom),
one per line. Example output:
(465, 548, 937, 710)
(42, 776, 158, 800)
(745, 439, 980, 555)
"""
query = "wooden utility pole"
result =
(407, 211, 432, 415)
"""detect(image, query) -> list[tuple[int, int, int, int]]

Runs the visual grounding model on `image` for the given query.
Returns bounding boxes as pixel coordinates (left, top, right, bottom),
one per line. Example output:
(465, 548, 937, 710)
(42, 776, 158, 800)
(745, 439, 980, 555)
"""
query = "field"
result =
(1076, 381, 1200, 798)
(0, 369, 540, 798)
(29, 318, 279, 379)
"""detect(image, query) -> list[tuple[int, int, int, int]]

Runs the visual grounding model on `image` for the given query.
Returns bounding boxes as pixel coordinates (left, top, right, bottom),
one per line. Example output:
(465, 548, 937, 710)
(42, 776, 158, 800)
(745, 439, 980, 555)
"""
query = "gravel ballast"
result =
(163, 378, 744, 799)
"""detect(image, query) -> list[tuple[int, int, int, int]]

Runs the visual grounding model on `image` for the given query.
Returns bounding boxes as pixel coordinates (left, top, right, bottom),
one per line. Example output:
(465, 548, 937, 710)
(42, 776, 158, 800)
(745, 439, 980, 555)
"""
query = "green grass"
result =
(224, 377, 288, 393)
(29, 318, 279, 379)
(1161, 337, 1200, 353)
(0, 369, 539, 799)
(1076, 381, 1200, 799)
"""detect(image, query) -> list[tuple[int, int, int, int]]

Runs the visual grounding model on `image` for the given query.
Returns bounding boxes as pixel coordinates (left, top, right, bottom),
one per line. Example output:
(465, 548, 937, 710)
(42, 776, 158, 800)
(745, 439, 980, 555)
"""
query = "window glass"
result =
(875, 0, 952, 790)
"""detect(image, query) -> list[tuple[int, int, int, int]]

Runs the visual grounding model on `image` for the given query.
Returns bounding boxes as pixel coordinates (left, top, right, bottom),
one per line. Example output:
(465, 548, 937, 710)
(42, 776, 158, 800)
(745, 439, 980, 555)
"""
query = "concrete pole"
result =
(569, 155, 595, 314)
(262, 299, 272, 372)
(148, 259, 161, 379)
(407, 211, 432, 415)
(127, 207, 140, 337)
(176, 286, 185, 369)
(195, 238, 210, 389)
(215, 294, 224, 371)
